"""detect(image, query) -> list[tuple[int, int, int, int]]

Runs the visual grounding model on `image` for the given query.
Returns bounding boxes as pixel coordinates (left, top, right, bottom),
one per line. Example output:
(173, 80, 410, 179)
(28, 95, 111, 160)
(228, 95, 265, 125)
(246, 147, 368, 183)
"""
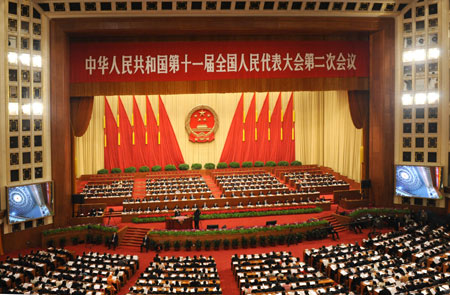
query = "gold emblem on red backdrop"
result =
(186, 106, 219, 143)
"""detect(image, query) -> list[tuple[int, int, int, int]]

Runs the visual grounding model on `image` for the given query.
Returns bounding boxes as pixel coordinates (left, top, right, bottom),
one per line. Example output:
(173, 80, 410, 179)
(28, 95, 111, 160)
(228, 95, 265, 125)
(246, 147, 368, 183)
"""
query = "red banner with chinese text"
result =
(70, 40, 369, 83)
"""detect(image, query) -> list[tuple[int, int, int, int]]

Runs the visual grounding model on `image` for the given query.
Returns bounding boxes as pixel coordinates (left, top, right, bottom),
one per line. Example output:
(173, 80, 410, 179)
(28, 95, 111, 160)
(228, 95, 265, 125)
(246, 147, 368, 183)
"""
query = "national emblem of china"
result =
(186, 106, 219, 143)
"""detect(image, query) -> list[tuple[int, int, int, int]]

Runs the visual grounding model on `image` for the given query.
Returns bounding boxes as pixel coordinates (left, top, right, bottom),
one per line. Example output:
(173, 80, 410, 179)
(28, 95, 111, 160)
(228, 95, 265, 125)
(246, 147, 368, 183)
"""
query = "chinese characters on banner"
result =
(70, 40, 369, 83)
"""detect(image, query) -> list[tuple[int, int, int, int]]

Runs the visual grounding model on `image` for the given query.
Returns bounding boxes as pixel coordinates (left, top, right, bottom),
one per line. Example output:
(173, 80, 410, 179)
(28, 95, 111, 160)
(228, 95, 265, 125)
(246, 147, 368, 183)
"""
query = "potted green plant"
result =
(241, 236, 249, 248)
(97, 169, 109, 174)
(191, 163, 202, 170)
(296, 232, 304, 243)
(265, 161, 276, 167)
(277, 161, 289, 166)
(184, 240, 193, 250)
(204, 163, 215, 170)
(268, 235, 276, 246)
(259, 236, 266, 247)
(71, 236, 79, 245)
(86, 233, 93, 244)
(204, 240, 211, 250)
(59, 237, 67, 248)
(163, 240, 171, 251)
(139, 166, 150, 172)
(178, 164, 189, 170)
(254, 161, 264, 167)
(217, 162, 228, 169)
(95, 235, 103, 245)
(46, 240, 55, 248)
(151, 165, 162, 172)
(250, 236, 257, 248)
(213, 239, 221, 250)
(291, 160, 302, 166)
(231, 238, 239, 249)
(229, 162, 240, 168)
(111, 168, 122, 173)
(242, 161, 253, 168)
(165, 164, 176, 171)
(124, 167, 136, 173)
(223, 239, 230, 250)
(195, 240, 202, 250)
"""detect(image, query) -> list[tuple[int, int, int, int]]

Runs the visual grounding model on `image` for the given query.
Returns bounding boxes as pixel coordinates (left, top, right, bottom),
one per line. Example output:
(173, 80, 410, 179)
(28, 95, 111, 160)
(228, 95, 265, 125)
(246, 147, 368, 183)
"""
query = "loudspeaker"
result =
(207, 224, 219, 229)
(72, 194, 85, 204)
(361, 180, 371, 189)
(266, 220, 277, 226)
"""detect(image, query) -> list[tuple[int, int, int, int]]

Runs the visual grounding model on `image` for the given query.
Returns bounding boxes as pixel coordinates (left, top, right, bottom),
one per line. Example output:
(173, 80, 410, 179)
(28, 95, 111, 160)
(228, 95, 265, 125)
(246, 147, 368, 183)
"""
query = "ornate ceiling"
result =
(31, 0, 413, 18)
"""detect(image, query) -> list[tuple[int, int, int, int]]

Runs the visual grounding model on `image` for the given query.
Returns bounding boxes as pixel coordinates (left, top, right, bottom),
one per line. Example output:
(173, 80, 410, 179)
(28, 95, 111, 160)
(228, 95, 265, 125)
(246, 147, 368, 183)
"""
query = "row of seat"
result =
(3, 249, 139, 295)
(127, 255, 222, 295)
(304, 223, 450, 295)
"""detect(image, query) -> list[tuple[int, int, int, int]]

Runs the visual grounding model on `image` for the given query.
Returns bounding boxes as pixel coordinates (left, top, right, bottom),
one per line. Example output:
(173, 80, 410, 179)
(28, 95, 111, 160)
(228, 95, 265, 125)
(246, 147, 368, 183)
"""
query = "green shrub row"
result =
(149, 220, 327, 237)
(42, 224, 117, 236)
(98, 160, 303, 174)
(132, 207, 322, 224)
(148, 228, 328, 251)
(349, 208, 410, 218)
(200, 207, 322, 220)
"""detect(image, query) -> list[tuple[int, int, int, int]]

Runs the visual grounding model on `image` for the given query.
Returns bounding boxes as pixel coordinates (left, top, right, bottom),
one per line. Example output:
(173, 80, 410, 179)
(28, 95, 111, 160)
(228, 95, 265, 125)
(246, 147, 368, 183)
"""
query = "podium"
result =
(165, 216, 193, 230)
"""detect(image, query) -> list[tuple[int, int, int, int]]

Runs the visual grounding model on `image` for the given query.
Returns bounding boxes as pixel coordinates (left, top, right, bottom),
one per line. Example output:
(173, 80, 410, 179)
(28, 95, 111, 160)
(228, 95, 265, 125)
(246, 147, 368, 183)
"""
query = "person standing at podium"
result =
(194, 208, 201, 229)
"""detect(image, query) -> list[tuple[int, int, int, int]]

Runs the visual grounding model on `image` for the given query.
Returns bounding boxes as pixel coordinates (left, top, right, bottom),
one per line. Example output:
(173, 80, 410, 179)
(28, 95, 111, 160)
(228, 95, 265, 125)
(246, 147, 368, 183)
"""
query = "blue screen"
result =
(395, 166, 441, 199)
(8, 182, 53, 224)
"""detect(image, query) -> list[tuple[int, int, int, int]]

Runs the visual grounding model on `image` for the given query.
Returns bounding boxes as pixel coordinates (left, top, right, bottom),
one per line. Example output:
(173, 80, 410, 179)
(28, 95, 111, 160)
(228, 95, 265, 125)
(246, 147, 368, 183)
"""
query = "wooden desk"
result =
(165, 216, 193, 230)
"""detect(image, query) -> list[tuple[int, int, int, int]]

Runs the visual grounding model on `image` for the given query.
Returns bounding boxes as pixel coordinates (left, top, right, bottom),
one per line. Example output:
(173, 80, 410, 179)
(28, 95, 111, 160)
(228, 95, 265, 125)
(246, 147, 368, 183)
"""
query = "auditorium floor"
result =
(1, 226, 390, 295)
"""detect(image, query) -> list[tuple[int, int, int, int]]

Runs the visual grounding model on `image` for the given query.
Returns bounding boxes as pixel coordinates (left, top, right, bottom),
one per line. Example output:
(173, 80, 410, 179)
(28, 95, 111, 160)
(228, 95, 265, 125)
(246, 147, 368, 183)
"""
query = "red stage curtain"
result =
(70, 96, 94, 137)
(242, 94, 256, 163)
(118, 97, 134, 169)
(145, 96, 160, 167)
(158, 96, 185, 167)
(282, 93, 295, 162)
(256, 93, 270, 162)
(269, 93, 282, 162)
(104, 97, 120, 170)
(132, 97, 147, 168)
(348, 90, 369, 129)
(220, 94, 244, 163)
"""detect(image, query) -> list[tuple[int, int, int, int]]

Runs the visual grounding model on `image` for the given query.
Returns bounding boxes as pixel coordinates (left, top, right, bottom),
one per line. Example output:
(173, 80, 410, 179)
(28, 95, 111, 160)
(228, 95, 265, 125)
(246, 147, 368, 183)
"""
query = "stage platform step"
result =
(120, 227, 149, 247)
(203, 174, 223, 198)
(320, 215, 347, 233)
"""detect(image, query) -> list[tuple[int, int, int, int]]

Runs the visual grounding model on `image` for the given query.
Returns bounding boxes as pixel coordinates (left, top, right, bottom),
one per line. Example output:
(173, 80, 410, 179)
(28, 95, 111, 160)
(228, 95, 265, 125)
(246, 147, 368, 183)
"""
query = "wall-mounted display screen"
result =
(7, 182, 53, 224)
(395, 165, 442, 199)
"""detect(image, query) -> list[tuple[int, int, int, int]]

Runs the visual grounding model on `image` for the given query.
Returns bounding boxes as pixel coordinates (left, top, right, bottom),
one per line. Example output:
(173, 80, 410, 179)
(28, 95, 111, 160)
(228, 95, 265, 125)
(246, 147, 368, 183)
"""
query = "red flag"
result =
(118, 97, 134, 170)
(242, 94, 256, 162)
(132, 97, 147, 168)
(256, 93, 270, 162)
(282, 93, 295, 162)
(269, 93, 282, 162)
(158, 96, 184, 167)
(145, 96, 160, 167)
(220, 94, 244, 163)
(104, 97, 120, 170)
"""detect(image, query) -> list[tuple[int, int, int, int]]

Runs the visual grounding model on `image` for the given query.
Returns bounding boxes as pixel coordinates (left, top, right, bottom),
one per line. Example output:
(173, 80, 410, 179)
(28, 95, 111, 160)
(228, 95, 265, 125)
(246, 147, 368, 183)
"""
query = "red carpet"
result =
(1, 225, 389, 295)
